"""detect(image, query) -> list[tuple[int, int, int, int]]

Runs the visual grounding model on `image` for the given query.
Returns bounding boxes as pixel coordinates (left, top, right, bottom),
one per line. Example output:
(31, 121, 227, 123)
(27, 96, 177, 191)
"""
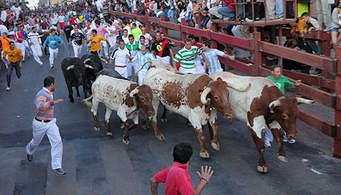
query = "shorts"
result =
(330, 28, 339, 32)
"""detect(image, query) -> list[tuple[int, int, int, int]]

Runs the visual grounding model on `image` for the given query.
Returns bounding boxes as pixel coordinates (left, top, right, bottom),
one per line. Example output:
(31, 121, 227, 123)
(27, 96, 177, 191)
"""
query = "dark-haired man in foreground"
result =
(150, 143, 214, 195)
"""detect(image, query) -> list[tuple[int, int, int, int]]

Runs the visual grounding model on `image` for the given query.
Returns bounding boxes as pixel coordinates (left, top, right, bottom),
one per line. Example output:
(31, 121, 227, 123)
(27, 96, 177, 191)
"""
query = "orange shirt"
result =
(88, 35, 106, 52)
(0, 36, 10, 51)
(3, 47, 23, 63)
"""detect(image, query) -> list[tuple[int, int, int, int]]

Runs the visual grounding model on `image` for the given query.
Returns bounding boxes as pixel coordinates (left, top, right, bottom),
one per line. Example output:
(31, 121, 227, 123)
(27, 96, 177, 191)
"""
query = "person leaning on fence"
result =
(209, 0, 236, 21)
(330, 1, 341, 49)
(150, 143, 214, 195)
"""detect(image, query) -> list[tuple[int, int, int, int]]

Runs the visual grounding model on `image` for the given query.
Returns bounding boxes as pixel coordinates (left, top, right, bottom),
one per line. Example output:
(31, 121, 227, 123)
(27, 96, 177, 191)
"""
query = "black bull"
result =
(61, 54, 103, 103)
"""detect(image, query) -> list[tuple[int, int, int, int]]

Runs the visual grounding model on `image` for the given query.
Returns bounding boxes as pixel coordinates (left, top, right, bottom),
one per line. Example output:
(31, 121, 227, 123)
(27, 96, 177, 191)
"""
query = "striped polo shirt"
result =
(203, 48, 225, 74)
(133, 51, 156, 70)
(35, 88, 54, 120)
(174, 46, 198, 69)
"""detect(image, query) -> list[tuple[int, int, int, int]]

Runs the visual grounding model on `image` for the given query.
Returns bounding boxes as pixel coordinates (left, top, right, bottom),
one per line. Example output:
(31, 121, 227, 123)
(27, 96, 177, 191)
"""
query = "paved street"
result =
(0, 35, 340, 195)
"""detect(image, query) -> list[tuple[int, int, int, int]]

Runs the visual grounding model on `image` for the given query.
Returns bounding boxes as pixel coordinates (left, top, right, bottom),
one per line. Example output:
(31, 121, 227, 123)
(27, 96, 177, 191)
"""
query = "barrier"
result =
(110, 9, 341, 158)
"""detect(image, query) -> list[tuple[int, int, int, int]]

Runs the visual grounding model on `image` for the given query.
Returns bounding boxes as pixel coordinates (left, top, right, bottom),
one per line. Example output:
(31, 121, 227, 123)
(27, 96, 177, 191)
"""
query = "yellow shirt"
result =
(88, 35, 106, 52)
(79, 15, 85, 23)
(3, 47, 23, 63)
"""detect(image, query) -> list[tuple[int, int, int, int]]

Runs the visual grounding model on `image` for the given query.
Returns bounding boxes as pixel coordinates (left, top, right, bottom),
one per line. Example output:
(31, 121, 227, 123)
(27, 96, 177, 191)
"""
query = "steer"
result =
(83, 75, 155, 144)
(210, 72, 314, 173)
(143, 67, 250, 158)
(61, 57, 87, 103)
(81, 54, 104, 95)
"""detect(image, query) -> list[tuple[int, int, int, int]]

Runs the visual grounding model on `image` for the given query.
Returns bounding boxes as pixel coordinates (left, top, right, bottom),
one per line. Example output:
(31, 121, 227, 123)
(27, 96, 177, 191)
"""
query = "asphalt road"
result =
(0, 34, 340, 195)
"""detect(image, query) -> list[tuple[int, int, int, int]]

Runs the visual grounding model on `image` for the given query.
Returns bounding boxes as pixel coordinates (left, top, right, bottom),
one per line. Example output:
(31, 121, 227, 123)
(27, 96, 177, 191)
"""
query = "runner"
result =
(14, 25, 25, 60)
(151, 31, 174, 65)
(43, 29, 63, 69)
(27, 26, 43, 65)
(69, 28, 85, 57)
(110, 39, 131, 78)
(87, 29, 109, 57)
(133, 45, 156, 85)
(3, 41, 23, 91)
(126, 34, 139, 78)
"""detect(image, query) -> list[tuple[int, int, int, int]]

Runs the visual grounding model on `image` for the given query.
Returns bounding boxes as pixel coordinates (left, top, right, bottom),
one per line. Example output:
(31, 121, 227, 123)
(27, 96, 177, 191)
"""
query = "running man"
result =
(27, 26, 43, 65)
(87, 29, 109, 56)
(69, 28, 85, 57)
(3, 41, 23, 91)
(26, 76, 66, 175)
(110, 39, 131, 78)
(43, 29, 63, 69)
(132, 45, 155, 85)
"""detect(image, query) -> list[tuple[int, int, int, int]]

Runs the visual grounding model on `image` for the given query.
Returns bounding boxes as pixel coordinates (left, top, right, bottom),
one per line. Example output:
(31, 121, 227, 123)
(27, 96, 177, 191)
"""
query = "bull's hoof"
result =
(199, 151, 210, 159)
(161, 118, 167, 123)
(156, 133, 165, 141)
(278, 155, 288, 162)
(122, 138, 130, 145)
(106, 132, 113, 136)
(257, 165, 268, 173)
(94, 127, 100, 131)
(211, 142, 220, 151)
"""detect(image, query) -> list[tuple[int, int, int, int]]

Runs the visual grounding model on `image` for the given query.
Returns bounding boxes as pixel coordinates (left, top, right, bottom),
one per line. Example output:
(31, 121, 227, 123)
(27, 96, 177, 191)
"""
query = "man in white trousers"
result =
(110, 39, 131, 78)
(43, 29, 63, 69)
(14, 26, 26, 61)
(28, 26, 43, 65)
(69, 28, 85, 57)
(26, 76, 66, 175)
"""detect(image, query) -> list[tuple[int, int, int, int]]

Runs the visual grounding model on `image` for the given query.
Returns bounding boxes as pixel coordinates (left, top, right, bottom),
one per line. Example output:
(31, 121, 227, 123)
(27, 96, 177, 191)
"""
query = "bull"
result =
(143, 67, 250, 158)
(210, 72, 314, 173)
(61, 54, 103, 103)
(83, 75, 155, 144)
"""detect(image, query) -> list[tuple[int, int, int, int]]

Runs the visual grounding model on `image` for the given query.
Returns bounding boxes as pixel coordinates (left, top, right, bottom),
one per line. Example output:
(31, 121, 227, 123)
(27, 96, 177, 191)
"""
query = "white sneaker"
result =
(264, 141, 271, 148)
(6, 86, 10, 91)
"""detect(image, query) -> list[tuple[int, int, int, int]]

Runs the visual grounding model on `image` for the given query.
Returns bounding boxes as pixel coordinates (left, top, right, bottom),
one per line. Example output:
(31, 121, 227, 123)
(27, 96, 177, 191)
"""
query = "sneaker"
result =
(39, 62, 43, 66)
(50, 65, 54, 70)
(264, 141, 271, 148)
(27, 154, 33, 162)
(105, 55, 109, 59)
(245, 18, 253, 23)
(53, 168, 66, 175)
(287, 139, 296, 144)
(6, 86, 10, 91)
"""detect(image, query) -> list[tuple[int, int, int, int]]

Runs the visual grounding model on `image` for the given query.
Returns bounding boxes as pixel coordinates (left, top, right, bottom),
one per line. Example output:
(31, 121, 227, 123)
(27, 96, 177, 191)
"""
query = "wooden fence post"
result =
(334, 46, 341, 158)
(181, 18, 187, 43)
(253, 27, 262, 76)
(161, 14, 168, 37)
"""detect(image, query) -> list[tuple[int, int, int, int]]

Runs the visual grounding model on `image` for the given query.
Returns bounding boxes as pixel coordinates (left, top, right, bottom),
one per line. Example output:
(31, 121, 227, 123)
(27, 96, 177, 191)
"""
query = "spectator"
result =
(209, 0, 235, 21)
(150, 143, 214, 195)
(316, 0, 333, 31)
(330, 1, 341, 48)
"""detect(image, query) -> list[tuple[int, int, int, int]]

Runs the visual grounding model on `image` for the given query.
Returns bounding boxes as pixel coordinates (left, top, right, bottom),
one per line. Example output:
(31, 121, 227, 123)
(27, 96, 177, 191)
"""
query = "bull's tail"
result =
(135, 60, 152, 82)
(82, 95, 93, 110)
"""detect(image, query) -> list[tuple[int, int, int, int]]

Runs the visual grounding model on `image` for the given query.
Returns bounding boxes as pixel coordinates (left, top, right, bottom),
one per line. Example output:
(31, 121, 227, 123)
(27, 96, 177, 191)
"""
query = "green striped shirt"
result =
(174, 46, 198, 69)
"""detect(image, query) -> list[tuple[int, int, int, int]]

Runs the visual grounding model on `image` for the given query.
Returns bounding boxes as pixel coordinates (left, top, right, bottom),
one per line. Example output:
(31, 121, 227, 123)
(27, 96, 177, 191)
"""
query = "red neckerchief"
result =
(158, 38, 169, 57)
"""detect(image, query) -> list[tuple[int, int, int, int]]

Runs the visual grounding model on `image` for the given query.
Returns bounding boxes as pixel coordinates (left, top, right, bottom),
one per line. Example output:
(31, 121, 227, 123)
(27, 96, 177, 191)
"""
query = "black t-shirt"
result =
(70, 33, 85, 45)
(151, 39, 172, 57)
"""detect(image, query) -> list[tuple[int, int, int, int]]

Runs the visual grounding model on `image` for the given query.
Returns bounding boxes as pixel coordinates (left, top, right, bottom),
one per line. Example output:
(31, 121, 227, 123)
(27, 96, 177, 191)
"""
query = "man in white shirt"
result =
(0, 20, 8, 36)
(136, 26, 152, 47)
(110, 39, 131, 78)
(28, 26, 43, 65)
(122, 29, 130, 44)
(0, 8, 7, 23)
(58, 14, 65, 32)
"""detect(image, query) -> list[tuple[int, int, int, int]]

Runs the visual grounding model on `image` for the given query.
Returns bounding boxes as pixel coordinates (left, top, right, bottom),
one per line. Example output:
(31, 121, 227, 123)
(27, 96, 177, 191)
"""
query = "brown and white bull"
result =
(210, 72, 314, 173)
(143, 67, 250, 158)
(83, 75, 155, 144)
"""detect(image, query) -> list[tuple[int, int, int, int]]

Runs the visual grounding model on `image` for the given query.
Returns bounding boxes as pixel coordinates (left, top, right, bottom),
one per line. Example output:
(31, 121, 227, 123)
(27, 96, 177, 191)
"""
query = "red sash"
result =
(158, 39, 169, 57)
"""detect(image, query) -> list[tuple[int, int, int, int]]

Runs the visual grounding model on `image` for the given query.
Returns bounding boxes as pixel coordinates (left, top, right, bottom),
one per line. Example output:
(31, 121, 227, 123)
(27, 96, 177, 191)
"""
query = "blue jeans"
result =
(218, 7, 235, 18)
(276, 0, 283, 17)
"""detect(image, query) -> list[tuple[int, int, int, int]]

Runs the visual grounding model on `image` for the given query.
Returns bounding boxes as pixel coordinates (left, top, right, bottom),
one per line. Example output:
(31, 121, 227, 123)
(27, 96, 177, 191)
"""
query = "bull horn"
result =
(84, 58, 91, 64)
(135, 61, 152, 82)
(268, 96, 285, 112)
(296, 97, 315, 104)
(201, 87, 212, 105)
(84, 64, 94, 69)
(129, 88, 139, 97)
(66, 65, 75, 70)
(227, 82, 251, 92)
